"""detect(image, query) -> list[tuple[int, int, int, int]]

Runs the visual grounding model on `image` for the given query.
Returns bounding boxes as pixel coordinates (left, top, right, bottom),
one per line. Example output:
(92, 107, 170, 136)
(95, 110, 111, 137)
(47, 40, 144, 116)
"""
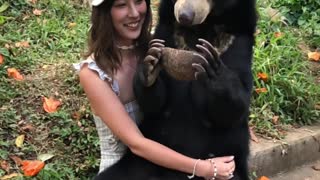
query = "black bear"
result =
(95, 0, 256, 179)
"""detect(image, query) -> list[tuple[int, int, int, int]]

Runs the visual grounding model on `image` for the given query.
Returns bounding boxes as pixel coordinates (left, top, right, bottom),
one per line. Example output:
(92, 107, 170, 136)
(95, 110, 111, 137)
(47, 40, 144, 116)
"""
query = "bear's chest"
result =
(173, 23, 235, 54)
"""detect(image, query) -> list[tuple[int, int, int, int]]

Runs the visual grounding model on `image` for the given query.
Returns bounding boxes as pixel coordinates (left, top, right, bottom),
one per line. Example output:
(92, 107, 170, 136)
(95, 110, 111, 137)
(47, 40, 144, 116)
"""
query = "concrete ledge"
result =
(249, 123, 320, 177)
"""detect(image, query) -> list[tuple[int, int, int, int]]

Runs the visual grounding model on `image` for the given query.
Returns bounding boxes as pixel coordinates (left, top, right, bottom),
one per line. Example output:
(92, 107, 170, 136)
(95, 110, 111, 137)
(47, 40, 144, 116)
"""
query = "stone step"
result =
(249, 123, 320, 178)
(271, 160, 320, 180)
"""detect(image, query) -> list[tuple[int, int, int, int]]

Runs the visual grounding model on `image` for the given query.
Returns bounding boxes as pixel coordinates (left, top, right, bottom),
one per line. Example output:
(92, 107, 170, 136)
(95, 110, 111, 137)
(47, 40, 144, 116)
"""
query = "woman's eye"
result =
(114, 3, 126, 7)
(113, 0, 126, 7)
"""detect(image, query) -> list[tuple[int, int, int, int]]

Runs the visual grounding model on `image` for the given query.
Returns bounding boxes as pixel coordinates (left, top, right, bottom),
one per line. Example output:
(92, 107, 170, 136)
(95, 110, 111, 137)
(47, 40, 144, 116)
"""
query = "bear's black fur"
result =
(95, 0, 256, 179)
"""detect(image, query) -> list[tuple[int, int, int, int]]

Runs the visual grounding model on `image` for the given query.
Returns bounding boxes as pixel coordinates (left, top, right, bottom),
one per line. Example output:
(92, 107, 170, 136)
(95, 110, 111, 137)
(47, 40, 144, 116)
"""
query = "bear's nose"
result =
(178, 9, 195, 26)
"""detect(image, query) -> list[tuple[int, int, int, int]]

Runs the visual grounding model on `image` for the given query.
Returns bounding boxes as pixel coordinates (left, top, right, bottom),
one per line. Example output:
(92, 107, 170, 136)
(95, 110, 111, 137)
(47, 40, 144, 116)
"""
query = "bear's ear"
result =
(174, 0, 212, 26)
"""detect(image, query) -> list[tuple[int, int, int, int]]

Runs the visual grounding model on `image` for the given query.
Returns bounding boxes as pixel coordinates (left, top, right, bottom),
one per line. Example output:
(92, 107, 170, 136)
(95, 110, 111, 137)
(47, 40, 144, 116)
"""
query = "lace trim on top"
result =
(73, 57, 120, 96)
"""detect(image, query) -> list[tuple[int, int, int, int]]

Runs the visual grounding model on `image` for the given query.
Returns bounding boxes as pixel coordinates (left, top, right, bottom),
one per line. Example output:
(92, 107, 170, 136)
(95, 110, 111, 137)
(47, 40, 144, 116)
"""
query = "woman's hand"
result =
(196, 156, 235, 180)
(208, 156, 235, 180)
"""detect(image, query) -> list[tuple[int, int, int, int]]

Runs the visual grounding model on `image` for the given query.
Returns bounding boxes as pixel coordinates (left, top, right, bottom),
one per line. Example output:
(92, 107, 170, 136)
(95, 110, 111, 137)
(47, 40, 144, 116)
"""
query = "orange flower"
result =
(7, 68, 24, 81)
(21, 160, 45, 176)
(257, 72, 268, 82)
(0, 54, 4, 65)
(255, 88, 268, 94)
(43, 97, 61, 113)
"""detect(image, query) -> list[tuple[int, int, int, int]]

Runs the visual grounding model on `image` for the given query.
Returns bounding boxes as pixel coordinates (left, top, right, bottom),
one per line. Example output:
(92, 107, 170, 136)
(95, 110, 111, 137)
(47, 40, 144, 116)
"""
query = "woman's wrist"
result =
(194, 159, 212, 178)
(187, 159, 201, 179)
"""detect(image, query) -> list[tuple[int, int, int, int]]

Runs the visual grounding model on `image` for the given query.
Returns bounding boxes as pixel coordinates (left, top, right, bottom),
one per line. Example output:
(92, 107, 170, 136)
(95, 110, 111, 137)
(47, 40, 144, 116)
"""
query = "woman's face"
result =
(111, 0, 147, 46)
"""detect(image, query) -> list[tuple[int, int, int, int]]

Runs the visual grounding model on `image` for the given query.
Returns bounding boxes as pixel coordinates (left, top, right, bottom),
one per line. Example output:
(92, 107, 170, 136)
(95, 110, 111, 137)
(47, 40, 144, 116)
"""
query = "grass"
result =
(0, 0, 319, 179)
(0, 0, 99, 179)
(250, 0, 320, 138)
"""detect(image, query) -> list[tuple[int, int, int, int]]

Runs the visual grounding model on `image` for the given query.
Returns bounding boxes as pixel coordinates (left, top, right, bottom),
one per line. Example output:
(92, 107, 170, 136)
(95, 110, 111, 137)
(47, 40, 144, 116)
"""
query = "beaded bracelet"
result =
(187, 159, 201, 179)
(209, 159, 218, 180)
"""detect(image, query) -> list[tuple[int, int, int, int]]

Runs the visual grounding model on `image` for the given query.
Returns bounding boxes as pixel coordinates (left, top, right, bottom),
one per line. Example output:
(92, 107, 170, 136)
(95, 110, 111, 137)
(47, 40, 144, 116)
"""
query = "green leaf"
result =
(0, 16, 5, 25)
(0, 15, 13, 25)
(0, 2, 9, 13)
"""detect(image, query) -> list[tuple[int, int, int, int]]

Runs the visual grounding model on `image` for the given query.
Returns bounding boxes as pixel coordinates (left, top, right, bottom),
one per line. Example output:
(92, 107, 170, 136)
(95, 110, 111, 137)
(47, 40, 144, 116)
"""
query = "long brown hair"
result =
(84, 0, 152, 75)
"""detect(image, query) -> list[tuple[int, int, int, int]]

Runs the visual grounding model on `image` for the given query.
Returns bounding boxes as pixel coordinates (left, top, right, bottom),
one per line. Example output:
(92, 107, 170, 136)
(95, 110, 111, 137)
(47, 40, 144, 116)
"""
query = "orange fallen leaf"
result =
(21, 160, 45, 176)
(257, 72, 268, 82)
(7, 68, 24, 81)
(258, 176, 270, 180)
(249, 127, 259, 143)
(0, 173, 19, 179)
(274, 32, 283, 38)
(0, 160, 9, 173)
(43, 97, 61, 113)
(15, 41, 30, 48)
(33, 9, 42, 16)
(308, 51, 320, 61)
(255, 88, 268, 94)
(0, 54, 4, 65)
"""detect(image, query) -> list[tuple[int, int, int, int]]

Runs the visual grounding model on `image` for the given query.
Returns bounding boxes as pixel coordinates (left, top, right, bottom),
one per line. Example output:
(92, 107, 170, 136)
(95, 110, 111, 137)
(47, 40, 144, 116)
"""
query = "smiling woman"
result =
(111, 0, 147, 47)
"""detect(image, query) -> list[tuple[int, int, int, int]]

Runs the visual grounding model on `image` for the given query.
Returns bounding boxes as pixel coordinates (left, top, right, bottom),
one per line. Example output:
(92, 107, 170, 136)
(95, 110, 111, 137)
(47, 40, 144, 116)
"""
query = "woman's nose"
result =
(128, 5, 139, 17)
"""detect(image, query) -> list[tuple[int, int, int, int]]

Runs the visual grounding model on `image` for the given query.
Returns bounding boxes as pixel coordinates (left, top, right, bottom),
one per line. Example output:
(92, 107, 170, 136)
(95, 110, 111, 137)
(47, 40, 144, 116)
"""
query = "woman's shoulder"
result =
(73, 56, 120, 96)
(73, 55, 112, 82)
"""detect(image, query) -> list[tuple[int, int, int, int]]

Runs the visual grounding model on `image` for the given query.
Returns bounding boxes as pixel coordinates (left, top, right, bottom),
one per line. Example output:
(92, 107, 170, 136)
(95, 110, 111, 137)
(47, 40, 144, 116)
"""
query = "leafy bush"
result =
(249, 2, 320, 138)
(271, 0, 320, 45)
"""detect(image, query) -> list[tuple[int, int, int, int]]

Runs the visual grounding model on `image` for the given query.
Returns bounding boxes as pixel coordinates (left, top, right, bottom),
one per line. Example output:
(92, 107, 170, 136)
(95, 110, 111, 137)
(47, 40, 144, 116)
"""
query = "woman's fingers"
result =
(212, 157, 235, 179)
(214, 156, 234, 162)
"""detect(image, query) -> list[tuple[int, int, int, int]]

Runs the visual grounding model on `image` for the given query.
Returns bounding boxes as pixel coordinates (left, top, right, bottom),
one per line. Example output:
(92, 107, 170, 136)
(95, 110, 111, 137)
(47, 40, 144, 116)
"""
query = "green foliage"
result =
(0, 2, 13, 25)
(249, 1, 320, 138)
(271, 0, 320, 45)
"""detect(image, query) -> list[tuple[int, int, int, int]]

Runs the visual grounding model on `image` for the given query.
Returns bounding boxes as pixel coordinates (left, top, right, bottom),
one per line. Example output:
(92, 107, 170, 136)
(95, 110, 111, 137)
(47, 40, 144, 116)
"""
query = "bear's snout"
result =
(174, 0, 212, 26)
(177, 7, 195, 26)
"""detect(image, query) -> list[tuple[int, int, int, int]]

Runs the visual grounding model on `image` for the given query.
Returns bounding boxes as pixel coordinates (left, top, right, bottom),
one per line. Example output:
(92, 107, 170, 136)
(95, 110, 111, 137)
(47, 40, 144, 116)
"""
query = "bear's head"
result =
(172, 0, 238, 26)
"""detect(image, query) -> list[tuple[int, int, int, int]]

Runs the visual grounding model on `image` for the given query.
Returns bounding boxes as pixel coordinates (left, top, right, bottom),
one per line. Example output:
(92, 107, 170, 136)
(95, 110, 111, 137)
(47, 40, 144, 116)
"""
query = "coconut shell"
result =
(161, 47, 206, 80)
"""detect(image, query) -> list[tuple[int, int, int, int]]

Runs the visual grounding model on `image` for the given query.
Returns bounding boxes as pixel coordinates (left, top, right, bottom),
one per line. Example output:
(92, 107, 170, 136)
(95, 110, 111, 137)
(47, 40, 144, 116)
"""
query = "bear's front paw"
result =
(192, 38, 225, 82)
(139, 39, 165, 87)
